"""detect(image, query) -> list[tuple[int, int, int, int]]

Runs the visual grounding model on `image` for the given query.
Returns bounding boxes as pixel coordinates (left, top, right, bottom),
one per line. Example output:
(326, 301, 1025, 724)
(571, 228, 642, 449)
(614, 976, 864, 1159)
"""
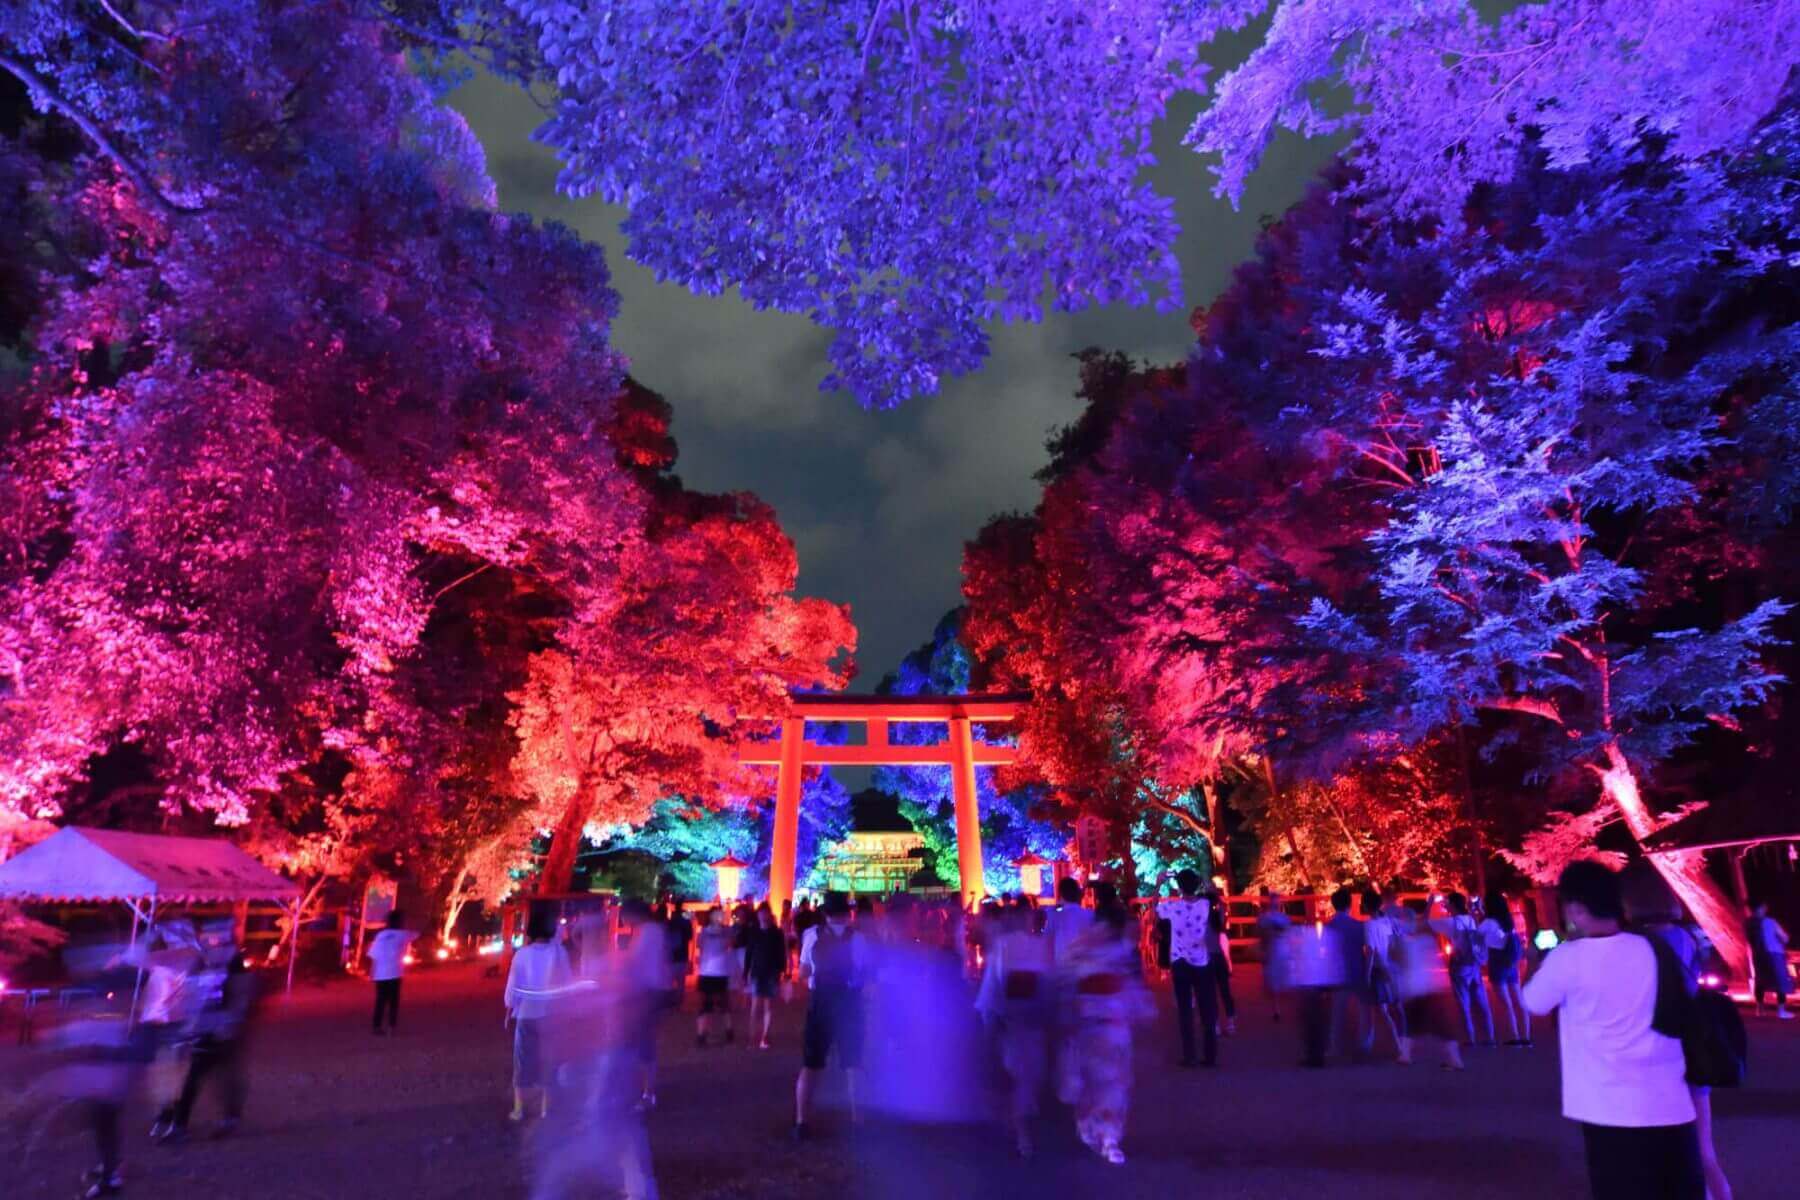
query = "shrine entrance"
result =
(738, 692, 1025, 912)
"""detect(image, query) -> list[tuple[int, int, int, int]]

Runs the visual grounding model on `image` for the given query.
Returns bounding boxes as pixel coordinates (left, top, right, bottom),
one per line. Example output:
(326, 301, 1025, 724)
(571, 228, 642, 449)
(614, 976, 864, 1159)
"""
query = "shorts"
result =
(1401, 992, 1459, 1041)
(801, 987, 864, 1071)
(750, 974, 781, 1000)
(698, 975, 730, 1013)
(513, 1018, 544, 1089)
(1369, 967, 1400, 1006)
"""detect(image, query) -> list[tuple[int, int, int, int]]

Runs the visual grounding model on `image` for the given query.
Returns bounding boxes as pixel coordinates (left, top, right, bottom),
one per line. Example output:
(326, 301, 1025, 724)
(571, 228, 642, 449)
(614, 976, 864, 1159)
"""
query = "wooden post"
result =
(950, 716, 986, 904)
(767, 717, 806, 914)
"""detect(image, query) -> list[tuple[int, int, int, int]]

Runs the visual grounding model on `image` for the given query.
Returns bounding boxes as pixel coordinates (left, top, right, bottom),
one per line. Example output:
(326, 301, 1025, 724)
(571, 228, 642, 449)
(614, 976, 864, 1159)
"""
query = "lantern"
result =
(710, 854, 749, 904)
(1013, 851, 1052, 898)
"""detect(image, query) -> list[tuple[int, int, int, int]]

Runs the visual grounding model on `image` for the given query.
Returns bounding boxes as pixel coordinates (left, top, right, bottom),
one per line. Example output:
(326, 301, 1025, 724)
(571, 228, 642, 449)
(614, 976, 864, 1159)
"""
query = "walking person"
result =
(1325, 888, 1373, 1061)
(1623, 866, 1733, 1200)
(1255, 890, 1292, 1021)
(1362, 889, 1407, 1056)
(793, 893, 868, 1138)
(164, 924, 259, 1142)
(1395, 898, 1464, 1070)
(505, 907, 571, 1122)
(745, 903, 787, 1050)
(1523, 861, 1702, 1200)
(1286, 909, 1348, 1068)
(1434, 892, 1497, 1046)
(1480, 890, 1532, 1047)
(1158, 868, 1218, 1069)
(975, 903, 1054, 1157)
(1206, 888, 1237, 1037)
(366, 910, 420, 1035)
(1059, 883, 1151, 1165)
(1745, 898, 1792, 1019)
(693, 907, 736, 1046)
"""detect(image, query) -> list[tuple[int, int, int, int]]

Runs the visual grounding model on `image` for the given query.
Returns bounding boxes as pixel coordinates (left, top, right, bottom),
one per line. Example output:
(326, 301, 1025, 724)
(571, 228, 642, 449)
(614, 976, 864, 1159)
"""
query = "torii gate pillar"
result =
(768, 717, 806, 916)
(949, 715, 987, 905)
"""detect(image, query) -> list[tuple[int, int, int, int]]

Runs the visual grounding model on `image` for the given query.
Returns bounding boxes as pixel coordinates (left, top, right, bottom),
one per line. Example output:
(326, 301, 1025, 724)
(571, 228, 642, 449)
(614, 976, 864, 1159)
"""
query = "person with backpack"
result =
(1432, 892, 1497, 1047)
(1480, 889, 1532, 1048)
(1623, 866, 1735, 1200)
(1362, 889, 1407, 1058)
(1523, 860, 1702, 1200)
(793, 892, 868, 1138)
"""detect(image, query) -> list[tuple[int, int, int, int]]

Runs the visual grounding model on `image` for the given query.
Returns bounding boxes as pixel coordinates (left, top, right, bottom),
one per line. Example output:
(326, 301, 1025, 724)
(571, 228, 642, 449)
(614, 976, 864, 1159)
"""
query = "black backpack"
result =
(1646, 932, 1747, 1089)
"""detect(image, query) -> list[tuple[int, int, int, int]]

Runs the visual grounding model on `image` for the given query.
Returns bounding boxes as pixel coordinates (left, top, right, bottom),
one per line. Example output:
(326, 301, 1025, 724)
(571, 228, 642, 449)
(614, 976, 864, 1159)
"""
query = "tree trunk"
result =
(539, 791, 592, 896)
(1597, 742, 1747, 981)
(1263, 756, 1316, 891)
(1455, 726, 1489, 895)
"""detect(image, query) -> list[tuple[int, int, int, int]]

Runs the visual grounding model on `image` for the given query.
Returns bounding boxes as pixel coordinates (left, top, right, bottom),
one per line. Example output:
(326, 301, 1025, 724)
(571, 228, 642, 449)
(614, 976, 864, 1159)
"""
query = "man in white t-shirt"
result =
(366, 910, 420, 1035)
(1523, 861, 1701, 1200)
(1158, 868, 1216, 1068)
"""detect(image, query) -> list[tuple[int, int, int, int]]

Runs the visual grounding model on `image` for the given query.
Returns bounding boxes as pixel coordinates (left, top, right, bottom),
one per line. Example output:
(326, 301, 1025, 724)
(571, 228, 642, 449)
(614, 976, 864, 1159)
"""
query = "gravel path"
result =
(4, 962, 1795, 1199)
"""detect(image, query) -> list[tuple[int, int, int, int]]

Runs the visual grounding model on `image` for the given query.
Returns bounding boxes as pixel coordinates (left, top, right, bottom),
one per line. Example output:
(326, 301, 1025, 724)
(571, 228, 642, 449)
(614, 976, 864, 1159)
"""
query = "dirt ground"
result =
(3, 961, 1796, 1199)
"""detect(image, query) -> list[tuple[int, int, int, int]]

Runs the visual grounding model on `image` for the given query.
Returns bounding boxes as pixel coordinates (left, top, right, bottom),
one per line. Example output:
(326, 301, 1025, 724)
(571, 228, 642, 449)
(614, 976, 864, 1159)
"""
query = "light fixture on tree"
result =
(1013, 851, 1052, 898)
(710, 854, 748, 904)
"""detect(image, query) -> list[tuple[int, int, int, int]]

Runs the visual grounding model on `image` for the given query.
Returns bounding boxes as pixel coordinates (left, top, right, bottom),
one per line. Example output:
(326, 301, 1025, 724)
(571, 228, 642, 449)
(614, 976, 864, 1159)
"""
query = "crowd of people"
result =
(16, 861, 1791, 1200)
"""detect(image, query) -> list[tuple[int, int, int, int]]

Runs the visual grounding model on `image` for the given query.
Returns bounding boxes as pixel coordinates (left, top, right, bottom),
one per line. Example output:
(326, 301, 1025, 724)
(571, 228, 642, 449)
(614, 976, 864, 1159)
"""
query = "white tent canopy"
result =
(0, 826, 300, 905)
(0, 827, 304, 999)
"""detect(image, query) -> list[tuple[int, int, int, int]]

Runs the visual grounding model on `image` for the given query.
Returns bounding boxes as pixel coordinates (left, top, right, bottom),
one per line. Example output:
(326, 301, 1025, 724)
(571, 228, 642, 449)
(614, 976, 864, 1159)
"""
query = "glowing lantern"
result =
(711, 854, 749, 904)
(1012, 851, 1052, 898)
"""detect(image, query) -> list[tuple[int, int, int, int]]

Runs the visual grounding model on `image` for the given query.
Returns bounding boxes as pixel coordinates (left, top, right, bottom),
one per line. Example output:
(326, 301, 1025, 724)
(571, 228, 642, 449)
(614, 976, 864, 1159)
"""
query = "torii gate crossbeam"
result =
(739, 692, 1025, 912)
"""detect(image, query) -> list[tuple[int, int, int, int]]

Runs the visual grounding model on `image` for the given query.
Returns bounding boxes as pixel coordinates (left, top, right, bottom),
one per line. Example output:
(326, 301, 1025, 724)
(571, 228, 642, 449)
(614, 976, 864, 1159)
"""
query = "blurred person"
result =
(162, 922, 259, 1142)
(1058, 883, 1151, 1165)
(617, 901, 670, 1110)
(1524, 861, 1701, 1200)
(693, 907, 736, 1046)
(1624, 866, 1733, 1200)
(1325, 888, 1373, 1061)
(663, 902, 693, 1006)
(1284, 911, 1348, 1068)
(1395, 898, 1464, 1070)
(40, 966, 151, 1198)
(1434, 892, 1497, 1046)
(975, 902, 1054, 1157)
(1362, 889, 1408, 1055)
(1158, 868, 1217, 1069)
(506, 907, 572, 1121)
(365, 909, 419, 1036)
(528, 919, 659, 1200)
(125, 920, 202, 1139)
(745, 903, 788, 1050)
(1255, 890, 1292, 1021)
(1045, 877, 1093, 963)
(1480, 890, 1532, 1047)
(793, 892, 868, 1138)
(1744, 898, 1792, 1018)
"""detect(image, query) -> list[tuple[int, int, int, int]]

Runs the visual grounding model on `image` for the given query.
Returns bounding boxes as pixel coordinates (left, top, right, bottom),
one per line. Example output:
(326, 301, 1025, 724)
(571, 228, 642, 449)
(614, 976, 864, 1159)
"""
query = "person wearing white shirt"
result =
(693, 908, 737, 1047)
(1045, 877, 1095, 963)
(1523, 861, 1701, 1200)
(365, 911, 420, 1035)
(1157, 868, 1216, 1068)
(504, 908, 571, 1121)
(793, 893, 869, 1137)
(1361, 889, 1408, 1058)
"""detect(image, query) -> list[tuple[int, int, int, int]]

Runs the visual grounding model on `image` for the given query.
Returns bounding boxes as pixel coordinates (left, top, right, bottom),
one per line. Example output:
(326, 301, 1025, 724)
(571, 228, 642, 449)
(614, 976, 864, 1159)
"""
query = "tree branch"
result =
(0, 52, 201, 217)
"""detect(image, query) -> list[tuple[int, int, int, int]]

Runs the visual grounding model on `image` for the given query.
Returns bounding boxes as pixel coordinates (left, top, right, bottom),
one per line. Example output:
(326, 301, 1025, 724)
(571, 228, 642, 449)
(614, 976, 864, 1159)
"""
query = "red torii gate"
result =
(739, 691, 1025, 913)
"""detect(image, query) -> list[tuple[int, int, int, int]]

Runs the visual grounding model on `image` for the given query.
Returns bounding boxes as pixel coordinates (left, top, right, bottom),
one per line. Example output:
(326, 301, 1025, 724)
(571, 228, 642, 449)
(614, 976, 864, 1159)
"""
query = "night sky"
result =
(448, 39, 1334, 683)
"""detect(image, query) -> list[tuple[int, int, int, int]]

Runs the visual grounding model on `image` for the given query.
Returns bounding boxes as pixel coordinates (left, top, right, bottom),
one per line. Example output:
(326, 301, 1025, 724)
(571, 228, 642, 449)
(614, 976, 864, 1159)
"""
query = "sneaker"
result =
(1101, 1141, 1126, 1165)
(509, 1106, 526, 1123)
(81, 1175, 124, 1199)
(1779, 1010, 1795, 1021)
(1223, 1018, 1238, 1037)
(154, 1126, 187, 1146)
(758, 1038, 771, 1051)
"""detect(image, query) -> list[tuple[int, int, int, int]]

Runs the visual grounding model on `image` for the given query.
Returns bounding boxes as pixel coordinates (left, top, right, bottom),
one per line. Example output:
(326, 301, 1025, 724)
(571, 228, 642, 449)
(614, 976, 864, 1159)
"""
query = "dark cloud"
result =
(447, 70, 1334, 681)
